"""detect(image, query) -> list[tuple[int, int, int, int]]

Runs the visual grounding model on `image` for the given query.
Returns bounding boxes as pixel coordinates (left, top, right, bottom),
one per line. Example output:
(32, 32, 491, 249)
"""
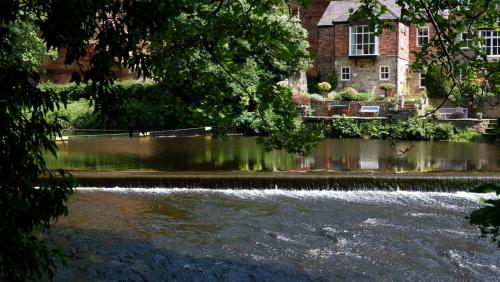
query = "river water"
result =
(50, 188, 500, 281)
(47, 136, 500, 172)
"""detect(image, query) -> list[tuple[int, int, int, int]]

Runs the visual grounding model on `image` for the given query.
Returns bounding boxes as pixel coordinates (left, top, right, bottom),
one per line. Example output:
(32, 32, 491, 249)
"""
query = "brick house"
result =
(315, 0, 432, 97)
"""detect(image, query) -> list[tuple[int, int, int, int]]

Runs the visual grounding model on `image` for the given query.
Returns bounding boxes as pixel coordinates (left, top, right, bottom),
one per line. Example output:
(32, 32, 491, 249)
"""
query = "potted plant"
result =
(317, 82, 332, 97)
(379, 83, 396, 97)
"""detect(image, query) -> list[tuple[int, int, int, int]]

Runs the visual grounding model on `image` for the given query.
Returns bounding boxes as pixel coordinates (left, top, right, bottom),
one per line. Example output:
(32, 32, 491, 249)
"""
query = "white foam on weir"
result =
(75, 187, 498, 206)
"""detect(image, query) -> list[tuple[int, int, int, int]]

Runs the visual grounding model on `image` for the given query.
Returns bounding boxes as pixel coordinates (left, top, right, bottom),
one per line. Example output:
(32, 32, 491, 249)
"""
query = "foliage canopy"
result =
(0, 0, 313, 279)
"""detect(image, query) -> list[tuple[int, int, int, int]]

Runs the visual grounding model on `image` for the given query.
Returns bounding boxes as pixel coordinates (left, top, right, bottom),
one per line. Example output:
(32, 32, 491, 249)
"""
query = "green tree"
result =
(0, 0, 313, 279)
(0, 6, 73, 281)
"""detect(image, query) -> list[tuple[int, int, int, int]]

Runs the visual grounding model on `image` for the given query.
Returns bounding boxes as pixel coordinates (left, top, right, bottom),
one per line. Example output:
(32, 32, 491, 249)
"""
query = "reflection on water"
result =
(50, 189, 500, 281)
(46, 136, 500, 172)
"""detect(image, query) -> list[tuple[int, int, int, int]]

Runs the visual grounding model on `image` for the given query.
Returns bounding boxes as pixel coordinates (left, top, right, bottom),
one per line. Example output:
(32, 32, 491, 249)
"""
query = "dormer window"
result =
(349, 25, 379, 56)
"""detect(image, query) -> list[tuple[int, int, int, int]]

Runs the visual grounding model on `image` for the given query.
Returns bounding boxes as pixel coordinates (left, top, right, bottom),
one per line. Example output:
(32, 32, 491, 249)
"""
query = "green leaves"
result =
(469, 183, 500, 247)
(471, 183, 500, 194)
(1, 2, 313, 278)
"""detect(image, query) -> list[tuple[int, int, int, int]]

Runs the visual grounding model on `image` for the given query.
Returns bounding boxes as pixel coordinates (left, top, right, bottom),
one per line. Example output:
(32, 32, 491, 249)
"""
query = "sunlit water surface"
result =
(50, 189, 500, 281)
(47, 137, 500, 172)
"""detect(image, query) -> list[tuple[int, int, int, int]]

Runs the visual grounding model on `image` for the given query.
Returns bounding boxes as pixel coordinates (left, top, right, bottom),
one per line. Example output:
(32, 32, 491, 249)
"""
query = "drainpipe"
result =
(333, 22, 336, 85)
(317, 26, 320, 80)
(396, 23, 399, 96)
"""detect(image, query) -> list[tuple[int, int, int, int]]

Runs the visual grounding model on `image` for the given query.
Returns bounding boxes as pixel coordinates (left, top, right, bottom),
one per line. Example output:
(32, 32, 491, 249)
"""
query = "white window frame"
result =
(416, 27, 429, 47)
(480, 30, 500, 57)
(460, 32, 472, 49)
(340, 66, 351, 81)
(379, 66, 390, 80)
(349, 25, 379, 56)
(419, 72, 426, 89)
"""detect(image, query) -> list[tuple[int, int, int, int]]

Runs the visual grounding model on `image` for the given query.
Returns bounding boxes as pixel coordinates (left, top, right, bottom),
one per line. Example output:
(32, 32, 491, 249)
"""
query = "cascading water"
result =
(49, 188, 500, 281)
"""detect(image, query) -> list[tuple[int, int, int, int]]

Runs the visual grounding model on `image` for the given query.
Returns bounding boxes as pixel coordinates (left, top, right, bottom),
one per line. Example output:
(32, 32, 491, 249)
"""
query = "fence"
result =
(62, 127, 243, 140)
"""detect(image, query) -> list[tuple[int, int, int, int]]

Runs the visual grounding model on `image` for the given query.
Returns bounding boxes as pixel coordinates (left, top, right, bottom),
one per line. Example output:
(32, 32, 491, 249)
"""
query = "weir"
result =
(41, 171, 500, 192)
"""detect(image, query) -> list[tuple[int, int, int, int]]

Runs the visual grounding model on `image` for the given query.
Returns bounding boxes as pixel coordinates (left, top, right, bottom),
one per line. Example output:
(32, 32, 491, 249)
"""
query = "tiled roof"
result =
(318, 0, 401, 27)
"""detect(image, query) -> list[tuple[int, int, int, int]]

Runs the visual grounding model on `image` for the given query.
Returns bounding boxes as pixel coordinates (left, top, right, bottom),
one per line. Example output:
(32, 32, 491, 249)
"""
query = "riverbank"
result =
(41, 170, 500, 191)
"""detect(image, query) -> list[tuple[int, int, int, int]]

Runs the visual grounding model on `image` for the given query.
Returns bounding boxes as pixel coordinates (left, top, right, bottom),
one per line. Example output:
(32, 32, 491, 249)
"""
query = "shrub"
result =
(39, 82, 88, 100)
(292, 94, 311, 105)
(433, 122, 456, 140)
(339, 87, 358, 100)
(453, 129, 485, 142)
(322, 118, 360, 138)
(42, 81, 201, 131)
(327, 92, 339, 100)
(310, 94, 325, 102)
(358, 120, 389, 139)
(404, 118, 436, 140)
(353, 92, 373, 101)
(321, 117, 461, 141)
(379, 83, 395, 92)
(424, 65, 454, 98)
(317, 82, 332, 93)
(402, 118, 455, 141)
(329, 71, 338, 90)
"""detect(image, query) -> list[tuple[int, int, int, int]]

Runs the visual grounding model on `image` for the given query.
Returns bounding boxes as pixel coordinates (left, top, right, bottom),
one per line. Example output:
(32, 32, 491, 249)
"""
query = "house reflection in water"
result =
(47, 137, 500, 173)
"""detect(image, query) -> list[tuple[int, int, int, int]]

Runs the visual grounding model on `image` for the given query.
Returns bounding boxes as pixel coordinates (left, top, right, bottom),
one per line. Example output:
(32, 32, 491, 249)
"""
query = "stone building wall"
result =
(334, 57, 399, 96)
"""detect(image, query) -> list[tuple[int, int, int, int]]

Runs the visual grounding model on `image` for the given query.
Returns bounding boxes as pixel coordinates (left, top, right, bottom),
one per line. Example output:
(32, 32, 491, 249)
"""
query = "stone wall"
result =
(435, 119, 491, 133)
(479, 97, 500, 119)
(311, 100, 391, 117)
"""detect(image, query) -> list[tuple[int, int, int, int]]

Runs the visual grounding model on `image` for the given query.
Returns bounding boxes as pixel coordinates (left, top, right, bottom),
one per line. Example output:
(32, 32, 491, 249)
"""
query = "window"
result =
(349, 25, 379, 56)
(461, 32, 472, 49)
(481, 30, 500, 57)
(417, 27, 429, 47)
(341, 67, 350, 81)
(380, 66, 390, 80)
(419, 72, 426, 89)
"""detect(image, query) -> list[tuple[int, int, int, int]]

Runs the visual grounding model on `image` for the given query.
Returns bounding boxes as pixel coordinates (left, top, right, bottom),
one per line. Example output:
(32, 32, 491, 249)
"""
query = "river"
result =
(46, 136, 500, 280)
(47, 136, 500, 172)
(50, 188, 500, 281)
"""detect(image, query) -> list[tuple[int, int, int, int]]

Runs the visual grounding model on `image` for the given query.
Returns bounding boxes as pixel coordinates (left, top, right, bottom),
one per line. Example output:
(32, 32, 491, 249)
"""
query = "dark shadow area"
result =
(48, 228, 336, 282)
